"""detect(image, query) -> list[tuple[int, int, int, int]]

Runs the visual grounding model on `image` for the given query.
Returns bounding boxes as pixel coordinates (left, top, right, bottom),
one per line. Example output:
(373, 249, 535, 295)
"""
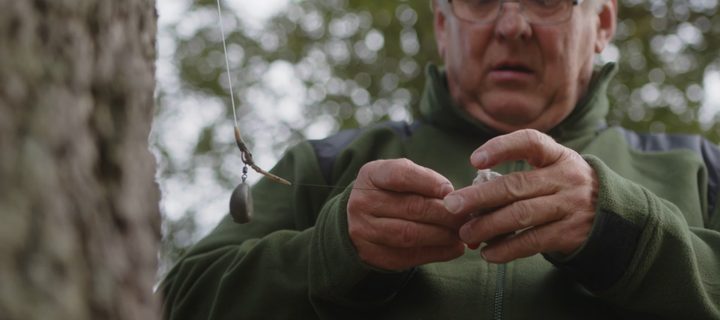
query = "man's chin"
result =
(480, 97, 543, 122)
(457, 96, 548, 131)
(488, 116, 540, 132)
(464, 108, 542, 133)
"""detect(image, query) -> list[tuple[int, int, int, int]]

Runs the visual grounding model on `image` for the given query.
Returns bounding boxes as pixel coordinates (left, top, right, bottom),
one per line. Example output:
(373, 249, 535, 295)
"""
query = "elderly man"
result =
(162, 0, 720, 318)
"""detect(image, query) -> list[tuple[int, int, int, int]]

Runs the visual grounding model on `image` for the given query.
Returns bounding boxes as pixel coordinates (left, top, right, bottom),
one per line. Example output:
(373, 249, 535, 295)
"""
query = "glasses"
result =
(444, 0, 584, 26)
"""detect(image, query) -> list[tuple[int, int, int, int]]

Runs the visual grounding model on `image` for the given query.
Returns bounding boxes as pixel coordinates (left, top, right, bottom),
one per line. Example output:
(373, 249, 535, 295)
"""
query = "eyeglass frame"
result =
(439, 0, 585, 26)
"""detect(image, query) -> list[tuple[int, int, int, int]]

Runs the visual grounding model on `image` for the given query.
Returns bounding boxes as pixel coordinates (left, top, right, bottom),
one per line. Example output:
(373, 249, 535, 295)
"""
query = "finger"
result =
(355, 239, 465, 271)
(466, 232, 512, 250)
(364, 192, 466, 229)
(358, 159, 454, 198)
(479, 215, 593, 263)
(470, 129, 569, 169)
(353, 217, 461, 248)
(444, 169, 558, 215)
(458, 195, 563, 244)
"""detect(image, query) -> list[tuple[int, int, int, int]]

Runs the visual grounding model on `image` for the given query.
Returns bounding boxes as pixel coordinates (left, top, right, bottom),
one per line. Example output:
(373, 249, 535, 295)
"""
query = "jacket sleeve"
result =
(160, 142, 411, 320)
(547, 155, 720, 319)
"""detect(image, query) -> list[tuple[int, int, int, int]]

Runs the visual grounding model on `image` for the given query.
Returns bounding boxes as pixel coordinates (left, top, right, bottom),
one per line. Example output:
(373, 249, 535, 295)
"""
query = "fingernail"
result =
(444, 195, 463, 214)
(439, 182, 454, 196)
(480, 249, 489, 261)
(472, 150, 488, 166)
(467, 242, 480, 250)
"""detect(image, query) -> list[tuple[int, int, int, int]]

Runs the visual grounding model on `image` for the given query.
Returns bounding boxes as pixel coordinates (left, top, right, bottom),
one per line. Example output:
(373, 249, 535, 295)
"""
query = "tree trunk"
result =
(0, 0, 160, 319)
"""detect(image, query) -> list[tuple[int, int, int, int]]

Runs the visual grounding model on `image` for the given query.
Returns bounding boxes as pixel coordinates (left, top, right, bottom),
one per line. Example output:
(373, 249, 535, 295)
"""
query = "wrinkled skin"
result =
(434, 0, 617, 133)
(444, 129, 599, 263)
(347, 159, 466, 271)
(347, 0, 616, 270)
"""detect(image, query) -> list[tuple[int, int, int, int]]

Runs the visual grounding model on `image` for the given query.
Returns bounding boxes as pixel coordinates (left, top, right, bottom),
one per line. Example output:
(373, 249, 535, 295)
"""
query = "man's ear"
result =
(433, 0, 448, 59)
(594, 0, 617, 53)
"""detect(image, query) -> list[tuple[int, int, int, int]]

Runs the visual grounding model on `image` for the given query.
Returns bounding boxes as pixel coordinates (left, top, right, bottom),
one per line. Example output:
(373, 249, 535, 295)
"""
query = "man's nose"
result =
(495, 3, 532, 40)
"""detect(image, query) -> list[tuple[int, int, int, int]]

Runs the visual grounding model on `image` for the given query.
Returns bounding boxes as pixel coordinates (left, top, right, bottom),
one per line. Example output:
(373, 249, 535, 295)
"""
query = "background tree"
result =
(155, 0, 720, 272)
(0, 0, 160, 319)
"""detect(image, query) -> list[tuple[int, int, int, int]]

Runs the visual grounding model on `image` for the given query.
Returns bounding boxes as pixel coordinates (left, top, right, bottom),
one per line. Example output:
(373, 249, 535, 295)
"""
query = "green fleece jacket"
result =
(161, 64, 720, 319)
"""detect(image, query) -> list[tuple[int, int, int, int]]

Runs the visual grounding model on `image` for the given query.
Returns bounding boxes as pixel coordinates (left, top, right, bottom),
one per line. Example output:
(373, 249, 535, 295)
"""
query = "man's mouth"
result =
(493, 63, 533, 73)
(488, 62, 536, 83)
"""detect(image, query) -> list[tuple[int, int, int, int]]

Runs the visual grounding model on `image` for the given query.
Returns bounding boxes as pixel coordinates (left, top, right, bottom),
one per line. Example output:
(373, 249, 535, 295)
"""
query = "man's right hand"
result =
(347, 159, 466, 271)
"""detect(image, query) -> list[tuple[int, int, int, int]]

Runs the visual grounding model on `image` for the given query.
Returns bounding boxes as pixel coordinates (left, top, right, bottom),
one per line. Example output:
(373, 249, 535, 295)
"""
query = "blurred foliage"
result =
(156, 0, 720, 270)
(173, 0, 720, 144)
(608, 0, 720, 138)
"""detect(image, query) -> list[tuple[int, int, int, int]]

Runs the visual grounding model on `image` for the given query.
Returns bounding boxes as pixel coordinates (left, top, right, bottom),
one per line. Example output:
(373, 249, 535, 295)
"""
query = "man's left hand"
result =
(443, 129, 599, 263)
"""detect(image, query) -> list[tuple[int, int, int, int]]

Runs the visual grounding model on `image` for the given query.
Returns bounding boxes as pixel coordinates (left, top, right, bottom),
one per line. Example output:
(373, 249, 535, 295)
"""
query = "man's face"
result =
(434, 0, 616, 133)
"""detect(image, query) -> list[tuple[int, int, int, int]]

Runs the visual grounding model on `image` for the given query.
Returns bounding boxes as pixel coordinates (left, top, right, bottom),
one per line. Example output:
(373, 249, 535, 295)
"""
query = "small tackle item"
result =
(230, 166, 253, 223)
(229, 127, 291, 224)
(473, 168, 502, 185)
(471, 169, 502, 218)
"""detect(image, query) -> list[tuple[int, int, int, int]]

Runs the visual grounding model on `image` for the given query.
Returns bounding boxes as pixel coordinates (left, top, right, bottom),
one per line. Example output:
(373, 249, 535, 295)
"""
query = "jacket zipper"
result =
(493, 160, 524, 320)
(493, 263, 506, 320)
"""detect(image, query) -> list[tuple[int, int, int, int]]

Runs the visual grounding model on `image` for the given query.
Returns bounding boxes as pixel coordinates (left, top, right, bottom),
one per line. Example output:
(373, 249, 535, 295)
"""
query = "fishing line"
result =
(214, 1, 381, 223)
(215, 0, 239, 129)
(287, 183, 383, 192)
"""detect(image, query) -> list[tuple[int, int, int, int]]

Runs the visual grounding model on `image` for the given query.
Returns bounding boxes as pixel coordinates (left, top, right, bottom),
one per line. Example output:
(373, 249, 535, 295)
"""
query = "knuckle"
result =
(522, 129, 544, 148)
(404, 195, 424, 215)
(522, 129, 561, 165)
(501, 174, 525, 199)
(510, 201, 533, 227)
(399, 159, 420, 182)
(363, 159, 416, 188)
(520, 229, 543, 253)
(558, 159, 589, 185)
(383, 159, 415, 186)
(466, 184, 486, 205)
(397, 157, 415, 168)
(563, 167, 584, 185)
(398, 223, 418, 247)
(358, 161, 383, 186)
(360, 160, 381, 175)
(347, 193, 375, 216)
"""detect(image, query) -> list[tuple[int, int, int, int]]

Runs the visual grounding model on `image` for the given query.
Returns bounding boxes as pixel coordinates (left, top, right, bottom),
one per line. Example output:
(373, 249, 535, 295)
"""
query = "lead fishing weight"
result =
(230, 165, 253, 223)
(230, 182, 252, 224)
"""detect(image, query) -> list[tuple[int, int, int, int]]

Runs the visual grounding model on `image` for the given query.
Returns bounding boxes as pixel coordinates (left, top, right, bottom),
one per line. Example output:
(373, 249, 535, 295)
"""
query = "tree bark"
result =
(0, 0, 160, 319)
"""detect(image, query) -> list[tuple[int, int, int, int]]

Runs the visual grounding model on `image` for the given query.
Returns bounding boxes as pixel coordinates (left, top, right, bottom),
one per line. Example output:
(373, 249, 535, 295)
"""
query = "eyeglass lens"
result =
(450, 0, 575, 25)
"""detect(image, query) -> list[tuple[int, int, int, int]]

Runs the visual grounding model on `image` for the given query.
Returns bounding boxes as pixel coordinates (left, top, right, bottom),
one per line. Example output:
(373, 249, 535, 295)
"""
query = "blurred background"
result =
(153, 0, 720, 277)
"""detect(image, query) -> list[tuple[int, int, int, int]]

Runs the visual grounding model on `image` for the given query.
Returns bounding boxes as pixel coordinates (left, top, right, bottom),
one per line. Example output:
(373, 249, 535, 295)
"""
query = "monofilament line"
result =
(213, 2, 381, 193)
(215, 0, 239, 129)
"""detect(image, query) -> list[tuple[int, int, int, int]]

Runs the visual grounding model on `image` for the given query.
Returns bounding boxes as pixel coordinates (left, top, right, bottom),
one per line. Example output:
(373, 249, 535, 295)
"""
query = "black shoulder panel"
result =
(617, 127, 720, 218)
(308, 121, 420, 184)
